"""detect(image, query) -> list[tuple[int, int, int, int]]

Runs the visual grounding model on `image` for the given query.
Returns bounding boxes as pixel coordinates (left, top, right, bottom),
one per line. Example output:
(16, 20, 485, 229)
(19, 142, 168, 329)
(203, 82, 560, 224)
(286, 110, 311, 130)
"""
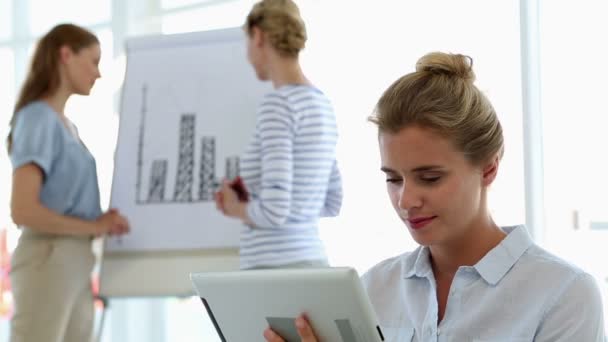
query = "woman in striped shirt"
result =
(215, 0, 342, 269)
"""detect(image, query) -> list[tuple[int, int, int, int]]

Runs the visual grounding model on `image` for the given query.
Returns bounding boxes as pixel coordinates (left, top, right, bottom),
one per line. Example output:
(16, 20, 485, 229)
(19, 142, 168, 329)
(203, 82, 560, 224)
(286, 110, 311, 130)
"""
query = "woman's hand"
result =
(264, 315, 318, 342)
(94, 208, 130, 237)
(215, 179, 251, 224)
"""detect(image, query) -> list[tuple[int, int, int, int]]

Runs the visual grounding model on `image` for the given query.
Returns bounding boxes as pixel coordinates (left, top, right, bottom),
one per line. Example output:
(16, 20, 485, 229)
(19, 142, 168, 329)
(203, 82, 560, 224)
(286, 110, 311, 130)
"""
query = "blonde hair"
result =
(244, 0, 306, 57)
(369, 52, 504, 165)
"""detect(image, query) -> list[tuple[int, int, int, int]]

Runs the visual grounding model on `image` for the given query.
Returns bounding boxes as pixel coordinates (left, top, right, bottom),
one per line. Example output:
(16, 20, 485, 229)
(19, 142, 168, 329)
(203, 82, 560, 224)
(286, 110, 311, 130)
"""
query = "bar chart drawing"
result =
(147, 160, 168, 202)
(173, 114, 195, 202)
(107, 27, 272, 257)
(135, 84, 240, 205)
(198, 136, 217, 201)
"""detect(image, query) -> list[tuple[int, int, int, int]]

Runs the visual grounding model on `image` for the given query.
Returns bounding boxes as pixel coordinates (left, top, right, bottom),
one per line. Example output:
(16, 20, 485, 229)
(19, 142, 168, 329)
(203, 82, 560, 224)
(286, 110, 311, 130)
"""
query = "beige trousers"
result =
(9, 229, 95, 342)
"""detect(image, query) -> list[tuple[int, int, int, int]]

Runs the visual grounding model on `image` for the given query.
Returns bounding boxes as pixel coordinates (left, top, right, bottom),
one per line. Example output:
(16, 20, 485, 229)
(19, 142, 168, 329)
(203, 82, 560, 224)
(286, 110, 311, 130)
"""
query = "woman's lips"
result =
(407, 216, 436, 230)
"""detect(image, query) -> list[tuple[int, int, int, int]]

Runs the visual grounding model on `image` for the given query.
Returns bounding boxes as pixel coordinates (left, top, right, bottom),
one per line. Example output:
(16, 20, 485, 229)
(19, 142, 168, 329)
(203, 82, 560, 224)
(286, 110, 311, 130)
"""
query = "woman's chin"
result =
(408, 226, 438, 246)
(78, 88, 92, 96)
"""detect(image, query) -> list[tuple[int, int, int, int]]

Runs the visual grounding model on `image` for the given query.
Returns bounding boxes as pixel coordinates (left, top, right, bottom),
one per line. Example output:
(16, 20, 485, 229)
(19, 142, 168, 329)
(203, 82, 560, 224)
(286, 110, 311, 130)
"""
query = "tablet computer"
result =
(190, 267, 384, 342)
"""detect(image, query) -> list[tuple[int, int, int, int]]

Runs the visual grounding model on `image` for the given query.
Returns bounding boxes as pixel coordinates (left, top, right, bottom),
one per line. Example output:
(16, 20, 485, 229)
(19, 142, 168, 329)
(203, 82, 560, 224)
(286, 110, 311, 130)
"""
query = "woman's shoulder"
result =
(18, 100, 51, 113)
(13, 101, 61, 133)
(522, 243, 588, 279)
(361, 248, 421, 289)
(273, 84, 328, 103)
(495, 225, 589, 283)
(15, 101, 57, 124)
(506, 238, 602, 306)
(520, 245, 604, 336)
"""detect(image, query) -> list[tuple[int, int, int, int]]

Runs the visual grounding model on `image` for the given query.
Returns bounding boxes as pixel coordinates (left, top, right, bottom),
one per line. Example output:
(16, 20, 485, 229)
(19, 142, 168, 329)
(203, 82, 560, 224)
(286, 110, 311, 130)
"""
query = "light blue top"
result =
(362, 225, 606, 341)
(10, 100, 102, 222)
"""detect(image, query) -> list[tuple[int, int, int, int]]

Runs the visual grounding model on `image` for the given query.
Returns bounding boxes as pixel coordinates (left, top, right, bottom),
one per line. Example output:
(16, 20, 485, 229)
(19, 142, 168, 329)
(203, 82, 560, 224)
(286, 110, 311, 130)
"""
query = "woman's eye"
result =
(421, 176, 440, 183)
(386, 178, 402, 184)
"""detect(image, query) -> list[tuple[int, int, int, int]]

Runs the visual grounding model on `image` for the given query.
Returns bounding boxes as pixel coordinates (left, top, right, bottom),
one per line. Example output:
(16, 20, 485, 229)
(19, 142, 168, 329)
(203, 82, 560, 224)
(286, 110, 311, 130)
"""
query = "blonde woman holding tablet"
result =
(264, 52, 605, 342)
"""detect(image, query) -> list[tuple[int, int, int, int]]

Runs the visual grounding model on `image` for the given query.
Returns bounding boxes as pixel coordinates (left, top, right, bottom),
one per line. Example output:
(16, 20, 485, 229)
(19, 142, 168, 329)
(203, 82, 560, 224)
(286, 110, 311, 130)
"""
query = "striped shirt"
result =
(239, 84, 342, 269)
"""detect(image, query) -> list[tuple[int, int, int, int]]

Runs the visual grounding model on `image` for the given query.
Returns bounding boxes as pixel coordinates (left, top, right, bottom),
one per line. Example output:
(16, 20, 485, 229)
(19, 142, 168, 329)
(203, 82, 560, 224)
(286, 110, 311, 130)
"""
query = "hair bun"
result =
(416, 52, 475, 83)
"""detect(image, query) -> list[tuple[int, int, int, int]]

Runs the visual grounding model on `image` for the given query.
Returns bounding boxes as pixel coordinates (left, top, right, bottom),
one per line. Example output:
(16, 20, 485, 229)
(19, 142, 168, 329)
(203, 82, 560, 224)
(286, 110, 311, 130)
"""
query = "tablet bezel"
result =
(190, 267, 384, 342)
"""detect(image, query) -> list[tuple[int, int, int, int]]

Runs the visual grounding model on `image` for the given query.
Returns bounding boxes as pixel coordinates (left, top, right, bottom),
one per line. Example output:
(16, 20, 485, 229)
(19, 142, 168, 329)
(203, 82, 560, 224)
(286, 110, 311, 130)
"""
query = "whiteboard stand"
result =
(97, 248, 239, 340)
(99, 28, 266, 338)
(103, 27, 268, 297)
(99, 248, 240, 297)
(94, 295, 109, 342)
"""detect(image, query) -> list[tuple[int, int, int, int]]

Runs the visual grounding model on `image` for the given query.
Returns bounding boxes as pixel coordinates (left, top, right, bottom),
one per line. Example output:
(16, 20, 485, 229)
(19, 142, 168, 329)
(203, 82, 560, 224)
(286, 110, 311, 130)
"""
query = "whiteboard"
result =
(100, 27, 271, 297)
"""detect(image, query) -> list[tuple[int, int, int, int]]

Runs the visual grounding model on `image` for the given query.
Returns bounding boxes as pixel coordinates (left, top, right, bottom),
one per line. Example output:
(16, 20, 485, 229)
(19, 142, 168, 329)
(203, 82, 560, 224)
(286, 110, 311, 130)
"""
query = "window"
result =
(0, 0, 11, 40)
(161, 0, 217, 10)
(66, 28, 117, 207)
(28, 0, 111, 35)
(0, 48, 15, 232)
(539, 0, 608, 328)
(0, 46, 15, 341)
(165, 297, 220, 341)
(161, 1, 254, 34)
(297, 0, 524, 272)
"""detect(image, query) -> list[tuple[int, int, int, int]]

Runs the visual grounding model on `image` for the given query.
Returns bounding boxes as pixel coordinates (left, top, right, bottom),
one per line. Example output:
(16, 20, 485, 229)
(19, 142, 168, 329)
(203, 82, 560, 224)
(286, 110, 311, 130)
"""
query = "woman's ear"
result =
(251, 26, 265, 48)
(482, 156, 499, 186)
(58, 45, 73, 64)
